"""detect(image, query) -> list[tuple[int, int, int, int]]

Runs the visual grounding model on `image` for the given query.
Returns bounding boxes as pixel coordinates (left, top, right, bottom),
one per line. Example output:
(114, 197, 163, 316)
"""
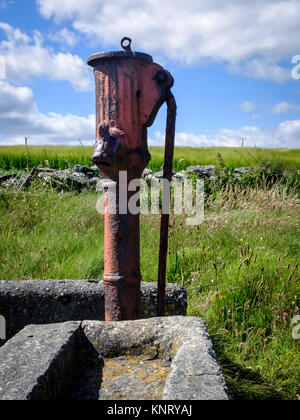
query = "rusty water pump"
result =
(88, 38, 176, 321)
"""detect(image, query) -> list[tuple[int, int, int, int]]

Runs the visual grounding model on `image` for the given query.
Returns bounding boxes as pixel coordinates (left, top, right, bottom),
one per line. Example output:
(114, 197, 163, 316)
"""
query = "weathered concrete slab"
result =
(162, 319, 229, 400)
(0, 317, 229, 400)
(0, 322, 80, 400)
(0, 280, 187, 345)
(82, 317, 229, 401)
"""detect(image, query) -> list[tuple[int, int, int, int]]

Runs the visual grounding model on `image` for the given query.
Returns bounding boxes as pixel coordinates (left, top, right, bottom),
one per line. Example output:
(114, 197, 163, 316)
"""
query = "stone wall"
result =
(0, 165, 252, 191)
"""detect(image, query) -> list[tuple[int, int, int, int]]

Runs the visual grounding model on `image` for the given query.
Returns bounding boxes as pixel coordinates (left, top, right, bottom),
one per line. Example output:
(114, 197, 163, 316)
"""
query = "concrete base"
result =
(0, 317, 229, 400)
(0, 280, 187, 345)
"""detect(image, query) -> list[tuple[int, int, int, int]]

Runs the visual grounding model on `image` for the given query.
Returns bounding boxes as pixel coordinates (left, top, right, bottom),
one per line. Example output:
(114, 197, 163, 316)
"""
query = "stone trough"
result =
(0, 317, 229, 400)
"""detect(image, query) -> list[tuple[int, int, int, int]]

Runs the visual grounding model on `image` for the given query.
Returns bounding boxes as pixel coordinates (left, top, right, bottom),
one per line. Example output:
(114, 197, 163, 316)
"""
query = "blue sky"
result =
(0, 0, 300, 147)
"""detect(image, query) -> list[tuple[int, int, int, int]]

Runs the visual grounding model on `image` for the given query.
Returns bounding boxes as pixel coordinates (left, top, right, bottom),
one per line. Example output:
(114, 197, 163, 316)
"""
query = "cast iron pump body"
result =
(88, 38, 176, 321)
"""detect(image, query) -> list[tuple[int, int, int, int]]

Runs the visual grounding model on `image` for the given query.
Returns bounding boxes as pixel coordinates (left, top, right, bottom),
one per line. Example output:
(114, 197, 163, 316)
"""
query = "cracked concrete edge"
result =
(162, 317, 230, 400)
(0, 280, 187, 345)
(0, 322, 81, 400)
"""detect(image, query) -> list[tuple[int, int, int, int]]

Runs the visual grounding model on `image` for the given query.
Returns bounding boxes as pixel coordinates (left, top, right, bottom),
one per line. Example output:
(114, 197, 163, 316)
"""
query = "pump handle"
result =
(157, 91, 177, 317)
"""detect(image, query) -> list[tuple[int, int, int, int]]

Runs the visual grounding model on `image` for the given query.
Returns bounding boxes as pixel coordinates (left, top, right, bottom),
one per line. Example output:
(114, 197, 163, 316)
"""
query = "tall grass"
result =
(1, 145, 300, 172)
(0, 184, 299, 399)
(0, 146, 93, 171)
(151, 147, 300, 172)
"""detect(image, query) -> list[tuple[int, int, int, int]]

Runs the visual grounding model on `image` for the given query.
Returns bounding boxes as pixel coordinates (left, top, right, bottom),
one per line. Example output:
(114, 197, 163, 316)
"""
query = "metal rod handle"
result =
(157, 91, 177, 317)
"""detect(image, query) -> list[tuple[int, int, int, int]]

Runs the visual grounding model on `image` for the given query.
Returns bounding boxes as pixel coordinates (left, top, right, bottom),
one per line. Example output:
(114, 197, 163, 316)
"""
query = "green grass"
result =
(0, 184, 299, 399)
(152, 146, 300, 172)
(1, 145, 300, 172)
(0, 145, 94, 171)
(0, 190, 104, 280)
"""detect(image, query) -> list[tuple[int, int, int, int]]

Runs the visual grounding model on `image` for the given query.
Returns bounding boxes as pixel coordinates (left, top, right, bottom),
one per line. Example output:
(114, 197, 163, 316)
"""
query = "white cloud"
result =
(239, 102, 256, 112)
(272, 101, 300, 115)
(0, 54, 6, 79)
(36, 0, 300, 82)
(49, 27, 78, 48)
(0, 81, 36, 116)
(0, 22, 91, 91)
(251, 114, 263, 122)
(228, 59, 290, 83)
(0, 81, 94, 145)
(0, 1, 14, 9)
(150, 121, 300, 149)
(272, 102, 292, 114)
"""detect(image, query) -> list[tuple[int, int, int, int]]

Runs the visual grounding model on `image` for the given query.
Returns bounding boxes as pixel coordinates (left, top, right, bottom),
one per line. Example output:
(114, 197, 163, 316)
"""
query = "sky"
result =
(0, 0, 300, 148)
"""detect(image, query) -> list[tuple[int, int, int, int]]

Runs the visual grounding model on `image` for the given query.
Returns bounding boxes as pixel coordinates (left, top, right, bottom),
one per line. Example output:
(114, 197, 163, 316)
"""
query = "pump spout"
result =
(92, 123, 120, 168)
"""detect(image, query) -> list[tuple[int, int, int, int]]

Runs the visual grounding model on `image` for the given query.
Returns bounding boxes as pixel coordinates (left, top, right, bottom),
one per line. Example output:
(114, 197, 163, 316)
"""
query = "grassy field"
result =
(0, 183, 299, 399)
(1, 145, 300, 172)
(0, 146, 299, 399)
